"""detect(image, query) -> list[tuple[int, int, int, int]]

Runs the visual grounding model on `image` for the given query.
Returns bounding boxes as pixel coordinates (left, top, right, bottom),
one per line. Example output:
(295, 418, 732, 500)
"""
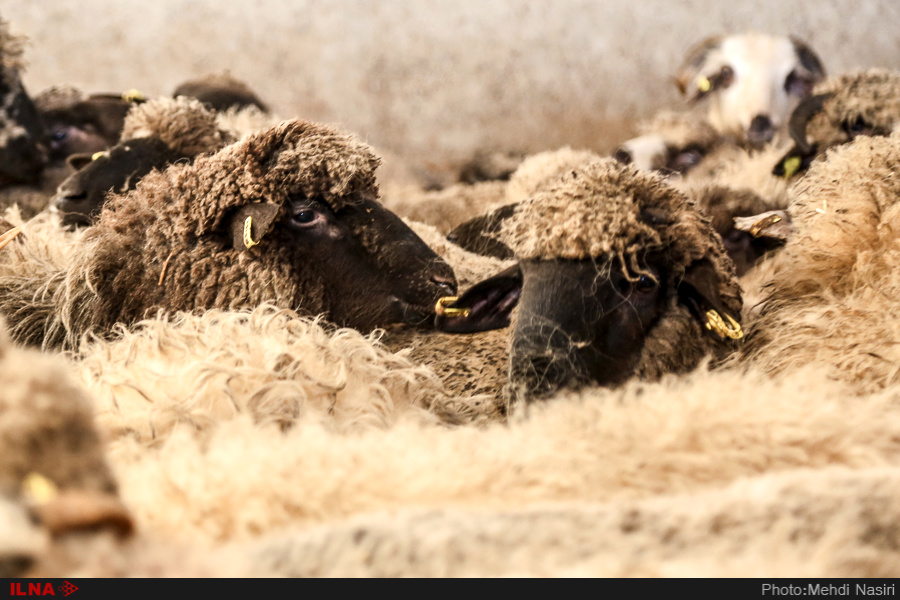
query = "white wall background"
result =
(4, 1, 899, 177)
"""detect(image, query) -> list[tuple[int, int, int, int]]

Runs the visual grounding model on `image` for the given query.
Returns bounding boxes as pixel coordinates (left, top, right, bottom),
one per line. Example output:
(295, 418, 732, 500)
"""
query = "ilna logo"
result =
(9, 582, 78, 597)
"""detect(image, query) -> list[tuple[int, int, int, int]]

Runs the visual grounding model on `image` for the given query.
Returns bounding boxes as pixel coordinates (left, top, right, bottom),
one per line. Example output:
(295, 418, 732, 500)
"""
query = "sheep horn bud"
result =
(787, 92, 834, 154)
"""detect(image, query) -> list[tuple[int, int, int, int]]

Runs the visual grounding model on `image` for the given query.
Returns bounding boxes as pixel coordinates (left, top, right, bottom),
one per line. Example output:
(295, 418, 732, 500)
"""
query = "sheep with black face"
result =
(437, 159, 743, 403)
(54, 96, 234, 227)
(773, 68, 900, 179)
(0, 119, 456, 350)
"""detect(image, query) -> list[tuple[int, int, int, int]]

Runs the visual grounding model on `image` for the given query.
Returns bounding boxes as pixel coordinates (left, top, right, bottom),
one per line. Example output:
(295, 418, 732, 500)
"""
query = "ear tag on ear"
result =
(91, 151, 106, 161)
(121, 89, 146, 103)
(696, 76, 712, 93)
(21, 472, 59, 505)
(749, 213, 782, 238)
(243, 216, 260, 249)
(435, 296, 471, 318)
(705, 309, 743, 340)
(782, 155, 801, 179)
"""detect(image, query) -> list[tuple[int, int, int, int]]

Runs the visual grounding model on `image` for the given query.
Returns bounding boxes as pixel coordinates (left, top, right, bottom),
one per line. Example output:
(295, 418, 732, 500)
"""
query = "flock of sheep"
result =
(2, 15, 900, 577)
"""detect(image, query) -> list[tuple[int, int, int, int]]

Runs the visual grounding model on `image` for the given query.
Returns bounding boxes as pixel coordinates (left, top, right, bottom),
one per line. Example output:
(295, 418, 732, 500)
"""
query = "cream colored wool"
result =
(119, 96, 235, 156)
(382, 146, 601, 233)
(106, 365, 900, 545)
(405, 218, 512, 289)
(735, 134, 900, 392)
(73, 304, 464, 446)
(382, 180, 508, 233)
(503, 146, 602, 207)
(501, 158, 681, 264)
(240, 466, 900, 577)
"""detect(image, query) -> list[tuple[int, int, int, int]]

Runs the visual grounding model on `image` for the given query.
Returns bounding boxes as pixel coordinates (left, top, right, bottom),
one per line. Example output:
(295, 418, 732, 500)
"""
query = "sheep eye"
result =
(843, 116, 873, 138)
(50, 127, 70, 142)
(288, 207, 326, 229)
(634, 275, 658, 294)
(716, 65, 734, 89)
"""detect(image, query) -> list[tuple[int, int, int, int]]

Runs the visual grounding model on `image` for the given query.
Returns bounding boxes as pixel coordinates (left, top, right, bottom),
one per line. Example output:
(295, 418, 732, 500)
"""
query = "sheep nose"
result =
(430, 273, 457, 296)
(747, 115, 775, 147)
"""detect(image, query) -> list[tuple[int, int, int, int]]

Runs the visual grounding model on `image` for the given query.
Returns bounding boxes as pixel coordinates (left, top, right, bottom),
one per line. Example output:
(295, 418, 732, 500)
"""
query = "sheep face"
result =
(676, 33, 825, 147)
(263, 192, 458, 331)
(436, 159, 743, 402)
(0, 38, 47, 186)
(55, 137, 187, 227)
(774, 70, 900, 178)
(509, 257, 669, 397)
(38, 95, 134, 163)
(83, 119, 456, 336)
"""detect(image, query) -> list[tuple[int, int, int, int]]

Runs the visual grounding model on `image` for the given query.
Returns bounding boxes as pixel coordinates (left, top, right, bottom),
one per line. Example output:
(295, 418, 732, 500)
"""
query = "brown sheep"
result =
(0, 119, 457, 350)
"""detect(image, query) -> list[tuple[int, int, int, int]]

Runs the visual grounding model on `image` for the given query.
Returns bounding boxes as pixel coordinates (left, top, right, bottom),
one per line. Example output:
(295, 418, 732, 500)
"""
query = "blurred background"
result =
(6, 0, 899, 179)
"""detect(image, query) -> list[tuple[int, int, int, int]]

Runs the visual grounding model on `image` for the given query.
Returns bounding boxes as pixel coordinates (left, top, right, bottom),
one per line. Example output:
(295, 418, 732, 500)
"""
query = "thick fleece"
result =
(735, 133, 900, 393)
(0, 119, 395, 349)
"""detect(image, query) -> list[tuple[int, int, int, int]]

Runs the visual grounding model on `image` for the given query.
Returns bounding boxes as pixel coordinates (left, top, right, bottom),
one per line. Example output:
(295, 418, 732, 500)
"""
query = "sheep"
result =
(675, 32, 826, 147)
(0, 84, 146, 220)
(0, 118, 458, 350)
(172, 71, 270, 114)
(449, 144, 780, 276)
(612, 110, 724, 175)
(53, 96, 235, 227)
(0, 16, 47, 188)
(773, 68, 900, 179)
(0, 315, 133, 576)
(732, 133, 900, 394)
(387, 158, 743, 408)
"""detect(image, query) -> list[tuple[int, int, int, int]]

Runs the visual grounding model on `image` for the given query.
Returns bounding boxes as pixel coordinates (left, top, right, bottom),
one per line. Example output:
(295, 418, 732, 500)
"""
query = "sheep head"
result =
(437, 159, 743, 402)
(54, 96, 234, 227)
(675, 33, 825, 148)
(86, 119, 457, 334)
(172, 72, 269, 113)
(0, 18, 47, 187)
(35, 86, 141, 164)
(774, 69, 900, 178)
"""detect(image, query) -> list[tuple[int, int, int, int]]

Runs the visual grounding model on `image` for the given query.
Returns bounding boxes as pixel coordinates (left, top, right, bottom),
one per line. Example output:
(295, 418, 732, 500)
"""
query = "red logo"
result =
(8, 582, 77, 597)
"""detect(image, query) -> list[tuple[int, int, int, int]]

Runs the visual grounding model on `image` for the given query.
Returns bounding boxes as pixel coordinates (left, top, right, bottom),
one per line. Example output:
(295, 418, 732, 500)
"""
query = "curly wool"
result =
(734, 134, 900, 392)
(119, 96, 235, 157)
(806, 68, 900, 151)
(74, 304, 462, 447)
(12, 119, 382, 350)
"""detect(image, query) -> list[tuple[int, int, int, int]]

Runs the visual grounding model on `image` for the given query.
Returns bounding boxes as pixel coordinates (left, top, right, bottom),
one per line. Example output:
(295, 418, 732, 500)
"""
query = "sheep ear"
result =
(677, 259, 744, 342)
(675, 35, 723, 101)
(446, 203, 518, 260)
(434, 264, 522, 334)
(229, 203, 281, 251)
(733, 210, 793, 242)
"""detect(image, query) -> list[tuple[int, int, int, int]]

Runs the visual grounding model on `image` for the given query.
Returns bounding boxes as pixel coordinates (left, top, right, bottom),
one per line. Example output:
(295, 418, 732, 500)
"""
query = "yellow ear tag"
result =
(704, 310, 744, 340)
(696, 76, 712, 93)
(782, 156, 801, 179)
(21, 472, 59, 505)
(435, 296, 471, 318)
(91, 151, 106, 161)
(121, 89, 146, 103)
(243, 215, 259, 249)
